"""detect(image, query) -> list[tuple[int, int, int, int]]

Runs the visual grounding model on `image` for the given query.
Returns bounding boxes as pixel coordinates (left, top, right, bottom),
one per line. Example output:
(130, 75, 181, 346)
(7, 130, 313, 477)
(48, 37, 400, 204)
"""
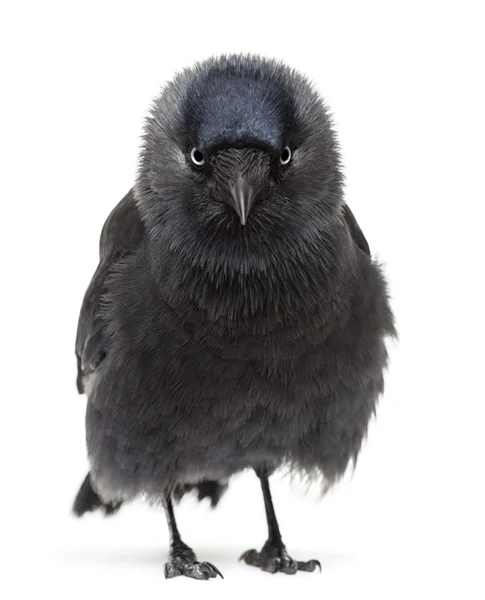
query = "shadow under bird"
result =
(73, 54, 396, 580)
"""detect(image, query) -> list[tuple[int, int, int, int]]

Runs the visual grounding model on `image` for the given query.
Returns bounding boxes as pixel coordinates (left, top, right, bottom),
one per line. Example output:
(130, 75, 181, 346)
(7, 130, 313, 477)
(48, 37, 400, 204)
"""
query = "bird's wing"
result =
(342, 204, 371, 256)
(75, 189, 144, 393)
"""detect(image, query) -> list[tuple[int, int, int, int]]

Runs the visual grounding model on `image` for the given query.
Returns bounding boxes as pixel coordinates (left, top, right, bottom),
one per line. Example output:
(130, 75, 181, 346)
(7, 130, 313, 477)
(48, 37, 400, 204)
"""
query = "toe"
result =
(240, 549, 260, 565)
(163, 562, 181, 579)
(190, 563, 212, 580)
(164, 558, 222, 580)
(279, 558, 298, 575)
(297, 559, 321, 573)
(189, 561, 223, 580)
(262, 557, 281, 574)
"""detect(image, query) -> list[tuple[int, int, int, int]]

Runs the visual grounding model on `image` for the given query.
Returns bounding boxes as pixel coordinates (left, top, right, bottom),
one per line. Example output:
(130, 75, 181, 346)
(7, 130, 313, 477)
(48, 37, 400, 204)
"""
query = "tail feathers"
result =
(72, 472, 122, 517)
(73, 473, 227, 515)
(174, 480, 228, 508)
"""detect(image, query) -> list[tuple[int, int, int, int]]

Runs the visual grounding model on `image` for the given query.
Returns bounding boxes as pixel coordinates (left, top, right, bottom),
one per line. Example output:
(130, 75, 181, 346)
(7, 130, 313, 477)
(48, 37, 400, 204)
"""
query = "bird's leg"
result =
(240, 467, 321, 575)
(162, 493, 223, 580)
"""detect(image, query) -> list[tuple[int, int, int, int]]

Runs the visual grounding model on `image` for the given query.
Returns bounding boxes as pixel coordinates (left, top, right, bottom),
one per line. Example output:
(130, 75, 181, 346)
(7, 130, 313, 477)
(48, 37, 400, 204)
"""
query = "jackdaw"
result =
(73, 54, 395, 580)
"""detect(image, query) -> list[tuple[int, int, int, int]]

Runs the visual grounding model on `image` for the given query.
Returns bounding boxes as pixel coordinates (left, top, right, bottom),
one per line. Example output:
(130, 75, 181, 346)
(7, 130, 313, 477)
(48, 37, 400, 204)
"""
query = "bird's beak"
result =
(229, 175, 254, 226)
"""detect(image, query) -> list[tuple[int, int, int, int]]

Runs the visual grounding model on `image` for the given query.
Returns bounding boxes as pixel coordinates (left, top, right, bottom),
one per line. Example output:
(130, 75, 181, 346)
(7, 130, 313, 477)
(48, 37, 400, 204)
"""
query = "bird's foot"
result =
(164, 544, 223, 580)
(240, 540, 321, 575)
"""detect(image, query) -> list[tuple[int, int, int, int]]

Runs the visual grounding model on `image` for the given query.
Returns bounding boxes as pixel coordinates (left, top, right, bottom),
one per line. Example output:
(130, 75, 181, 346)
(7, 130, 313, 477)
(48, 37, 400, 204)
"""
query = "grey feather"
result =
(74, 54, 395, 510)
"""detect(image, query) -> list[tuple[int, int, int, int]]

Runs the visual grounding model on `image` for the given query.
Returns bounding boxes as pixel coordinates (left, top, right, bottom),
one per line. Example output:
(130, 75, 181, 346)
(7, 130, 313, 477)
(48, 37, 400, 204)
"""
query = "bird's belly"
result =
(86, 357, 304, 500)
(87, 321, 382, 502)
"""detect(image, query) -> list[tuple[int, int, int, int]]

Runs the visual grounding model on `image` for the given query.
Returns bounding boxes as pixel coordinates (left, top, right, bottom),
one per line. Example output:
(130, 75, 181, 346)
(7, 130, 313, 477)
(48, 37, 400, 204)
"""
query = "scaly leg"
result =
(240, 468, 321, 575)
(163, 493, 223, 580)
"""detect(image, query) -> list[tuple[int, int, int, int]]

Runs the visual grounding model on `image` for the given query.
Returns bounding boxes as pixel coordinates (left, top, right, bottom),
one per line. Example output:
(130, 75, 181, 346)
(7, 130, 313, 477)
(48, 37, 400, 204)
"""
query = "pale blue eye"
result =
(190, 148, 205, 166)
(280, 146, 292, 165)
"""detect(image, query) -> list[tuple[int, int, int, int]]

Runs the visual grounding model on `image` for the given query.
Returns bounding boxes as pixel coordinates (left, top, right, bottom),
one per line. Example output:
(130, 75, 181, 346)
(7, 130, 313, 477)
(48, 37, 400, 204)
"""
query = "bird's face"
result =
(136, 56, 343, 271)
(191, 147, 276, 227)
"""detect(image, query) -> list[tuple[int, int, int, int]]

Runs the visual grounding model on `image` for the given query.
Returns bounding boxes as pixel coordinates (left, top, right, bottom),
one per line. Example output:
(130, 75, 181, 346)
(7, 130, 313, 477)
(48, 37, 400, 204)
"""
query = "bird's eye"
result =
(190, 147, 205, 167)
(280, 146, 292, 165)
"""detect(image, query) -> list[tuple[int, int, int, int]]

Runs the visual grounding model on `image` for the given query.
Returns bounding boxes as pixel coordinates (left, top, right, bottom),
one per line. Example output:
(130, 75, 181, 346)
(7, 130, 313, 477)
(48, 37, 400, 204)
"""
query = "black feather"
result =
(173, 480, 228, 508)
(72, 472, 122, 517)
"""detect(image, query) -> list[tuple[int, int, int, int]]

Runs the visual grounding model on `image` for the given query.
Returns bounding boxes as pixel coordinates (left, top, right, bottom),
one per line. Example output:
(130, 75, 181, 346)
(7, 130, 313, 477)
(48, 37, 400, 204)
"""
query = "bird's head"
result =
(135, 54, 344, 278)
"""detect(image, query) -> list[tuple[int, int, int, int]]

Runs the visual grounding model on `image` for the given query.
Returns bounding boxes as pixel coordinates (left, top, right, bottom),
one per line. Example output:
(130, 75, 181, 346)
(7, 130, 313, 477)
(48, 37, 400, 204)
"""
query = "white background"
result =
(1, 1, 484, 598)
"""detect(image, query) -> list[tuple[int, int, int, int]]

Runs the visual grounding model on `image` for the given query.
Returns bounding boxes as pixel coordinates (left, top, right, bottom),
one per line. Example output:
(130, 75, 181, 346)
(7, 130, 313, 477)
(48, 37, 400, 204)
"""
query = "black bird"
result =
(73, 54, 395, 580)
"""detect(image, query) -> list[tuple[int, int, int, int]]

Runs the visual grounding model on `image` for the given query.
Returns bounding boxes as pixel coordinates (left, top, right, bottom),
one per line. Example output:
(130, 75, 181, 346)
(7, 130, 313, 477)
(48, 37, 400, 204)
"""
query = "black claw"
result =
(204, 562, 224, 579)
